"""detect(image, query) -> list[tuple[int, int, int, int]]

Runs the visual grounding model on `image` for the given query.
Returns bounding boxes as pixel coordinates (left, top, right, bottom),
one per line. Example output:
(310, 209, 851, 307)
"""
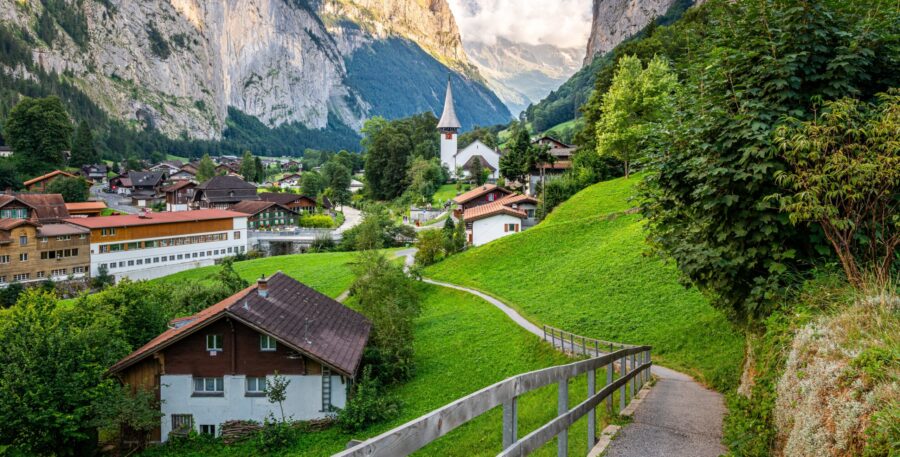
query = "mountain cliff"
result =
(583, 0, 683, 66)
(0, 0, 509, 153)
(465, 37, 583, 116)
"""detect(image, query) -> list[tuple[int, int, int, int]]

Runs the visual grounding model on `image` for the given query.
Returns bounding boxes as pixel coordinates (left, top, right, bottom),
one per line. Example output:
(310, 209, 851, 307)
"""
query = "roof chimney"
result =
(257, 274, 269, 298)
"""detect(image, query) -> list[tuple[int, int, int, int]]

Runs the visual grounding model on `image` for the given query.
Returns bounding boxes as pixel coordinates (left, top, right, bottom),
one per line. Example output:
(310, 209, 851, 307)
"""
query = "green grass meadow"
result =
(426, 176, 744, 390)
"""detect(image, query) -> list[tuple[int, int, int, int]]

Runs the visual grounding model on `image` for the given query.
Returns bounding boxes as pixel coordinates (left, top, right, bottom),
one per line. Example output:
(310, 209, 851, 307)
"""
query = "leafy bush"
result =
(255, 416, 295, 453)
(337, 366, 400, 432)
(298, 214, 334, 228)
(414, 229, 444, 267)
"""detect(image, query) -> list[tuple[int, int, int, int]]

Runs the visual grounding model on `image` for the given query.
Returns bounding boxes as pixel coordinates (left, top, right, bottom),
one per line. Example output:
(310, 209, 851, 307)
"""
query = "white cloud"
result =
(447, 0, 593, 49)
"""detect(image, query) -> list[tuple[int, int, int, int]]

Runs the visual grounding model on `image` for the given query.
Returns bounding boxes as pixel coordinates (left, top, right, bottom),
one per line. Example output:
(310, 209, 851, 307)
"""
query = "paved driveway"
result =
(90, 184, 140, 214)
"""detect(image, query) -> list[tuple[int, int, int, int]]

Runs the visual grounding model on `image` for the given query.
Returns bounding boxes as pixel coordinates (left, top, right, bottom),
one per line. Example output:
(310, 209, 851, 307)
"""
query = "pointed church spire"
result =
(437, 78, 461, 131)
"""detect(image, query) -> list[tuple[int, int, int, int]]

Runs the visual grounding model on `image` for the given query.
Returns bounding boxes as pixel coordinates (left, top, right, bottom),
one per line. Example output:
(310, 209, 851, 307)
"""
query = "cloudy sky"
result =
(446, 0, 593, 49)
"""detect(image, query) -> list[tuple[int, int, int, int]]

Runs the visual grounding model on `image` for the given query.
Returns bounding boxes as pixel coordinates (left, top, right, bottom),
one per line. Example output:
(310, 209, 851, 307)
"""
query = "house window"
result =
(13, 273, 29, 281)
(199, 424, 216, 436)
(19, 235, 26, 246)
(503, 223, 520, 233)
(260, 335, 276, 351)
(19, 253, 27, 261)
(206, 334, 223, 352)
(193, 377, 224, 394)
(36, 271, 45, 278)
(171, 414, 193, 433)
(246, 377, 267, 394)
(234, 231, 241, 240)
(488, 193, 495, 202)
(0, 255, 8, 264)
(56, 235, 71, 241)
(40, 237, 47, 243)
(526, 209, 536, 218)
(51, 269, 67, 277)
(128, 260, 134, 266)
(0, 276, 6, 283)
(73, 266, 86, 274)
(79, 234, 86, 240)
(101, 228, 117, 236)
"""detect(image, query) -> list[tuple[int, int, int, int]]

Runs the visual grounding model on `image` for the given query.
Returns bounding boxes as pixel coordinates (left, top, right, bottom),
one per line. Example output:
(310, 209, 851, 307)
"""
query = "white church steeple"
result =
(437, 78, 460, 174)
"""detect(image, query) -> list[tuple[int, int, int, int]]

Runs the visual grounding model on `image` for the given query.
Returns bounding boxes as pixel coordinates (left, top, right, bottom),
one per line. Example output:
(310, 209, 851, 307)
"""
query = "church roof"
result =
(437, 79, 461, 130)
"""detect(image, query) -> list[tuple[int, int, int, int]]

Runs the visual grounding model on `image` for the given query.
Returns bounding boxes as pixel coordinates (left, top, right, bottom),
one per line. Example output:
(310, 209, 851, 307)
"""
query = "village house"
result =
(0, 146, 12, 158)
(65, 209, 249, 282)
(65, 201, 108, 218)
(215, 163, 242, 177)
(163, 181, 197, 212)
(461, 193, 539, 246)
(258, 193, 318, 213)
(436, 82, 503, 181)
(276, 173, 302, 189)
(129, 171, 168, 208)
(452, 184, 514, 219)
(527, 136, 578, 196)
(0, 194, 91, 286)
(81, 164, 109, 184)
(108, 273, 370, 442)
(149, 160, 184, 174)
(191, 176, 259, 210)
(281, 160, 301, 172)
(109, 174, 133, 196)
(229, 201, 299, 230)
(22, 170, 79, 192)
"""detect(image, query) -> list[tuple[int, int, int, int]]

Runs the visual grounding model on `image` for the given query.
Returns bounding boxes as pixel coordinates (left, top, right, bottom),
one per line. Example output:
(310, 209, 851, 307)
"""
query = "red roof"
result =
(463, 201, 527, 222)
(64, 209, 246, 229)
(496, 194, 539, 206)
(23, 170, 77, 186)
(452, 184, 512, 205)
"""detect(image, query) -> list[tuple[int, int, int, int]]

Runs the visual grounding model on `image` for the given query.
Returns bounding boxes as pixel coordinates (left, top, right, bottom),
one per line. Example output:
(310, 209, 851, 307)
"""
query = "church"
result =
(438, 81, 502, 181)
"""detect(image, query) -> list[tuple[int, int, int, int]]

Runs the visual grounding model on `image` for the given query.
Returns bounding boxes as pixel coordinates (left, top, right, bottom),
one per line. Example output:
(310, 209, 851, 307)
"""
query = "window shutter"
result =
(515, 224, 519, 232)
(504, 224, 508, 233)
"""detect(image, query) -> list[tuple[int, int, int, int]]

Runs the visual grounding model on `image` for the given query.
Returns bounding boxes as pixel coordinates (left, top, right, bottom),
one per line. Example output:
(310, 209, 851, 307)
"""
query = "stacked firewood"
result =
(220, 420, 262, 444)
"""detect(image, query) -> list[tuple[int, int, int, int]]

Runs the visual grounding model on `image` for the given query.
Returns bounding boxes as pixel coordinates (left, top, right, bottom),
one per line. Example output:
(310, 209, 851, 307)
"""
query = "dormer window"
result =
(206, 334, 223, 352)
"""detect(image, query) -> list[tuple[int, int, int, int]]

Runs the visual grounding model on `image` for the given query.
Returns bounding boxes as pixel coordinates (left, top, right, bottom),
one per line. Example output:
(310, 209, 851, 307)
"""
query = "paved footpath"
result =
(399, 250, 726, 457)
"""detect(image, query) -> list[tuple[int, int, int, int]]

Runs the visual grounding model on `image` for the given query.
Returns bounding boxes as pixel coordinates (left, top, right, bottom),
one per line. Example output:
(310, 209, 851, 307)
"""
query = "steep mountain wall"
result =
(583, 0, 679, 66)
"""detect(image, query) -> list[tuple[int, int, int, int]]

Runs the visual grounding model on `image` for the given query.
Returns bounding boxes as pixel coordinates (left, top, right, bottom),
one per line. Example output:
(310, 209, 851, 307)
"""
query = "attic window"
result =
(206, 334, 223, 352)
(260, 334, 276, 351)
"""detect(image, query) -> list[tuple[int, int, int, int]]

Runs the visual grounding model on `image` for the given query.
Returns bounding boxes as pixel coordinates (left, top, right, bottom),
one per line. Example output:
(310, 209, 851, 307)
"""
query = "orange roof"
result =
(23, 170, 78, 186)
(463, 201, 527, 222)
(65, 201, 108, 211)
(452, 184, 512, 205)
(64, 209, 246, 229)
(496, 194, 539, 206)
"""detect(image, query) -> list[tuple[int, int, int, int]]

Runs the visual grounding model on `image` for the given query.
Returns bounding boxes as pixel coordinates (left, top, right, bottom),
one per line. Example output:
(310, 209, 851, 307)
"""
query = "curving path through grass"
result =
(398, 249, 727, 457)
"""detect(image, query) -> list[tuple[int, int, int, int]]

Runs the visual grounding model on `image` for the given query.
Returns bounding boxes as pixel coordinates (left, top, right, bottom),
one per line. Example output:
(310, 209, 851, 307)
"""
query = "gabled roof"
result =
(23, 170, 77, 186)
(197, 175, 256, 191)
(128, 171, 167, 188)
(65, 209, 246, 229)
(462, 155, 497, 173)
(16, 194, 70, 222)
(259, 193, 316, 206)
(437, 79, 461, 130)
(109, 273, 371, 377)
(456, 139, 500, 159)
(37, 223, 90, 237)
(0, 218, 38, 231)
(162, 180, 196, 193)
(452, 184, 513, 205)
(463, 201, 527, 223)
(229, 200, 296, 216)
(195, 176, 259, 203)
(65, 201, 107, 212)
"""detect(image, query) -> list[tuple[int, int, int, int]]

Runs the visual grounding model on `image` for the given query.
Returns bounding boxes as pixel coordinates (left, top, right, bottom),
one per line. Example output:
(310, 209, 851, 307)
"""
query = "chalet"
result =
(22, 170, 79, 192)
(65, 201, 108, 217)
(276, 174, 302, 189)
(149, 160, 184, 174)
(215, 163, 241, 177)
(0, 194, 91, 286)
(81, 164, 109, 184)
(191, 176, 259, 210)
(462, 193, 539, 246)
(0, 146, 12, 158)
(108, 273, 371, 442)
(452, 184, 514, 219)
(527, 136, 578, 196)
(109, 174, 133, 196)
(163, 181, 197, 212)
(229, 201, 299, 230)
(350, 179, 364, 194)
(259, 193, 317, 213)
(281, 160, 301, 172)
(129, 171, 168, 208)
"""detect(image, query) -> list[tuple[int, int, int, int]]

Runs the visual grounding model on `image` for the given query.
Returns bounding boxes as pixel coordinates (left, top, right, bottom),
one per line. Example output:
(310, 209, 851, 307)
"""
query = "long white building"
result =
(65, 210, 249, 281)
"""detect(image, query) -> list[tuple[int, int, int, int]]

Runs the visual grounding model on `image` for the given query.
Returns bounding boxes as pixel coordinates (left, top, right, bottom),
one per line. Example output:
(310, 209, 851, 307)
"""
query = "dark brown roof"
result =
(259, 193, 316, 206)
(162, 181, 196, 193)
(452, 184, 512, 205)
(109, 273, 371, 377)
(128, 171, 167, 188)
(16, 194, 70, 222)
(198, 175, 256, 190)
(463, 155, 497, 173)
(228, 200, 296, 216)
(194, 176, 259, 204)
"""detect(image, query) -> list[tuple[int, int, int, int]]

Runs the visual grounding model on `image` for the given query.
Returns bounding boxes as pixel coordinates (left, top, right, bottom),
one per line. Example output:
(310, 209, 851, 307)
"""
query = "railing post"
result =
(594, 340, 600, 357)
(587, 368, 596, 448)
(570, 333, 575, 354)
(502, 397, 517, 449)
(550, 328, 556, 349)
(630, 352, 636, 401)
(606, 359, 613, 414)
(619, 352, 627, 412)
(543, 325, 547, 343)
(646, 349, 652, 383)
(558, 378, 568, 457)
(637, 351, 643, 391)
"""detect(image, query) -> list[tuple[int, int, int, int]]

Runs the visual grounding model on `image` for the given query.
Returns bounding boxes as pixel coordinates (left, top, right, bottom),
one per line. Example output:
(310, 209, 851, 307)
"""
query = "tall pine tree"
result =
(69, 120, 98, 168)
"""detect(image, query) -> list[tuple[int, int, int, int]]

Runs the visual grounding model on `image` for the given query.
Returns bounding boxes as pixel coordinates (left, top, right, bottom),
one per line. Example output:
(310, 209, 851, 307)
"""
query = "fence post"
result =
(606, 358, 613, 414)
(646, 349, 652, 383)
(558, 378, 568, 457)
(550, 328, 556, 349)
(594, 340, 600, 357)
(630, 352, 636, 401)
(570, 333, 575, 354)
(542, 325, 547, 343)
(619, 352, 627, 412)
(502, 397, 517, 449)
(587, 368, 596, 448)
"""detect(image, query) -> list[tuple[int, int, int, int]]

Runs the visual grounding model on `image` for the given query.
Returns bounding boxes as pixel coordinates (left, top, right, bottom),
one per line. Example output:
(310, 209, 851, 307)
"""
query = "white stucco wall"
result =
(455, 140, 501, 179)
(159, 374, 347, 441)
(166, 203, 190, 212)
(471, 214, 522, 246)
(440, 132, 458, 173)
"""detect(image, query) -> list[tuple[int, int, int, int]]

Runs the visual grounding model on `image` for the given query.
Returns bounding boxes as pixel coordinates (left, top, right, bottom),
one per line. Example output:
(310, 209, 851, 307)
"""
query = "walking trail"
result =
(394, 249, 727, 457)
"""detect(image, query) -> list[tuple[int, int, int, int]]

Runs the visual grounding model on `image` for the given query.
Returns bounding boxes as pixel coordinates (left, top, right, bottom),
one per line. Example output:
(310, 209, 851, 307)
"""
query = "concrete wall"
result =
(471, 214, 522, 246)
(159, 373, 347, 441)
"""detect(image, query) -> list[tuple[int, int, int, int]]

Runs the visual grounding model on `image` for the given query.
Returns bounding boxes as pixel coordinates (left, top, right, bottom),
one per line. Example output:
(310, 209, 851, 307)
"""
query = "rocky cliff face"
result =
(0, 0, 508, 142)
(583, 0, 680, 66)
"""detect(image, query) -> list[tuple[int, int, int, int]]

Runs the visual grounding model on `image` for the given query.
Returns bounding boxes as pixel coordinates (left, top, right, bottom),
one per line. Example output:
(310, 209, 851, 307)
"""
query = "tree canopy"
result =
(4, 96, 72, 175)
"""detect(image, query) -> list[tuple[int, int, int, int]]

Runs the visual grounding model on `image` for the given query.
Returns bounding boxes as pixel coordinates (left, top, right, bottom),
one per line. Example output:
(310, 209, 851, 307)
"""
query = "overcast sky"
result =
(447, 0, 593, 49)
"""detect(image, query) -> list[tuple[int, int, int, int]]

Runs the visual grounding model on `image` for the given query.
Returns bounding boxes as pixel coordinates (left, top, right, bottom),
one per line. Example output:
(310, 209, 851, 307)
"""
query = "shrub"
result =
(337, 366, 400, 432)
(414, 229, 444, 267)
(298, 214, 334, 228)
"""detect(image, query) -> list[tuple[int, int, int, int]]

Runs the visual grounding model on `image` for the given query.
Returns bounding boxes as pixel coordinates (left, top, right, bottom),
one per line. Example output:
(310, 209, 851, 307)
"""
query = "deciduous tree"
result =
(4, 96, 72, 175)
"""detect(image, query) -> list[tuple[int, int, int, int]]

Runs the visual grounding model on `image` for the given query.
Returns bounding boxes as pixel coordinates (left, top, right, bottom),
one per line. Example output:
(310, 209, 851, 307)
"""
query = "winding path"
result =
(394, 249, 727, 457)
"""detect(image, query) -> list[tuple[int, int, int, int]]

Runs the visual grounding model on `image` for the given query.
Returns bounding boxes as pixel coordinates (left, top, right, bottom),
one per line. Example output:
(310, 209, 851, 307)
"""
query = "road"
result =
(90, 184, 140, 214)
(335, 206, 362, 233)
(397, 248, 727, 457)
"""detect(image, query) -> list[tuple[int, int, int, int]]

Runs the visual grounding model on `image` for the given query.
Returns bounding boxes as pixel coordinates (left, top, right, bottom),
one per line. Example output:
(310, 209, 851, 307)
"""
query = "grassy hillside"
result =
(143, 281, 626, 457)
(426, 176, 744, 390)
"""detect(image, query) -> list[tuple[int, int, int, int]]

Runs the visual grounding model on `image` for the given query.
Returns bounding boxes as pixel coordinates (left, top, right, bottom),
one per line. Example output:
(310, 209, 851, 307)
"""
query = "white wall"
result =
(166, 203, 190, 212)
(471, 214, 522, 246)
(440, 131, 458, 174)
(159, 373, 347, 441)
(455, 140, 501, 179)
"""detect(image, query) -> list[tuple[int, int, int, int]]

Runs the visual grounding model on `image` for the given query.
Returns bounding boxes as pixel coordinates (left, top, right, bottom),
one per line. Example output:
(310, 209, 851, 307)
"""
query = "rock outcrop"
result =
(583, 0, 680, 66)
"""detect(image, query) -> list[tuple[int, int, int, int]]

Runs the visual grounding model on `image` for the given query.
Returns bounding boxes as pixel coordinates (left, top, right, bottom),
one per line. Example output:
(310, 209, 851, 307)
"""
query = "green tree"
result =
(596, 55, 678, 178)
(217, 257, 249, 292)
(69, 120, 99, 167)
(0, 282, 23, 308)
(500, 122, 531, 184)
(92, 264, 114, 290)
(266, 372, 291, 421)
(364, 117, 413, 200)
(458, 126, 499, 149)
(0, 159, 22, 191)
(196, 153, 216, 182)
(89, 279, 175, 349)
(774, 92, 900, 288)
(240, 150, 257, 182)
(407, 157, 446, 204)
(350, 250, 420, 384)
(300, 171, 323, 197)
(46, 176, 90, 202)
(0, 290, 129, 454)
(414, 229, 444, 267)
(322, 160, 352, 208)
(4, 96, 72, 175)
(91, 385, 162, 450)
(254, 156, 265, 182)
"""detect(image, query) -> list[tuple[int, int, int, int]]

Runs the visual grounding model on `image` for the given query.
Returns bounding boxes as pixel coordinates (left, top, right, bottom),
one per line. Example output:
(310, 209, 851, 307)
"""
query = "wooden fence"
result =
(335, 335, 652, 457)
